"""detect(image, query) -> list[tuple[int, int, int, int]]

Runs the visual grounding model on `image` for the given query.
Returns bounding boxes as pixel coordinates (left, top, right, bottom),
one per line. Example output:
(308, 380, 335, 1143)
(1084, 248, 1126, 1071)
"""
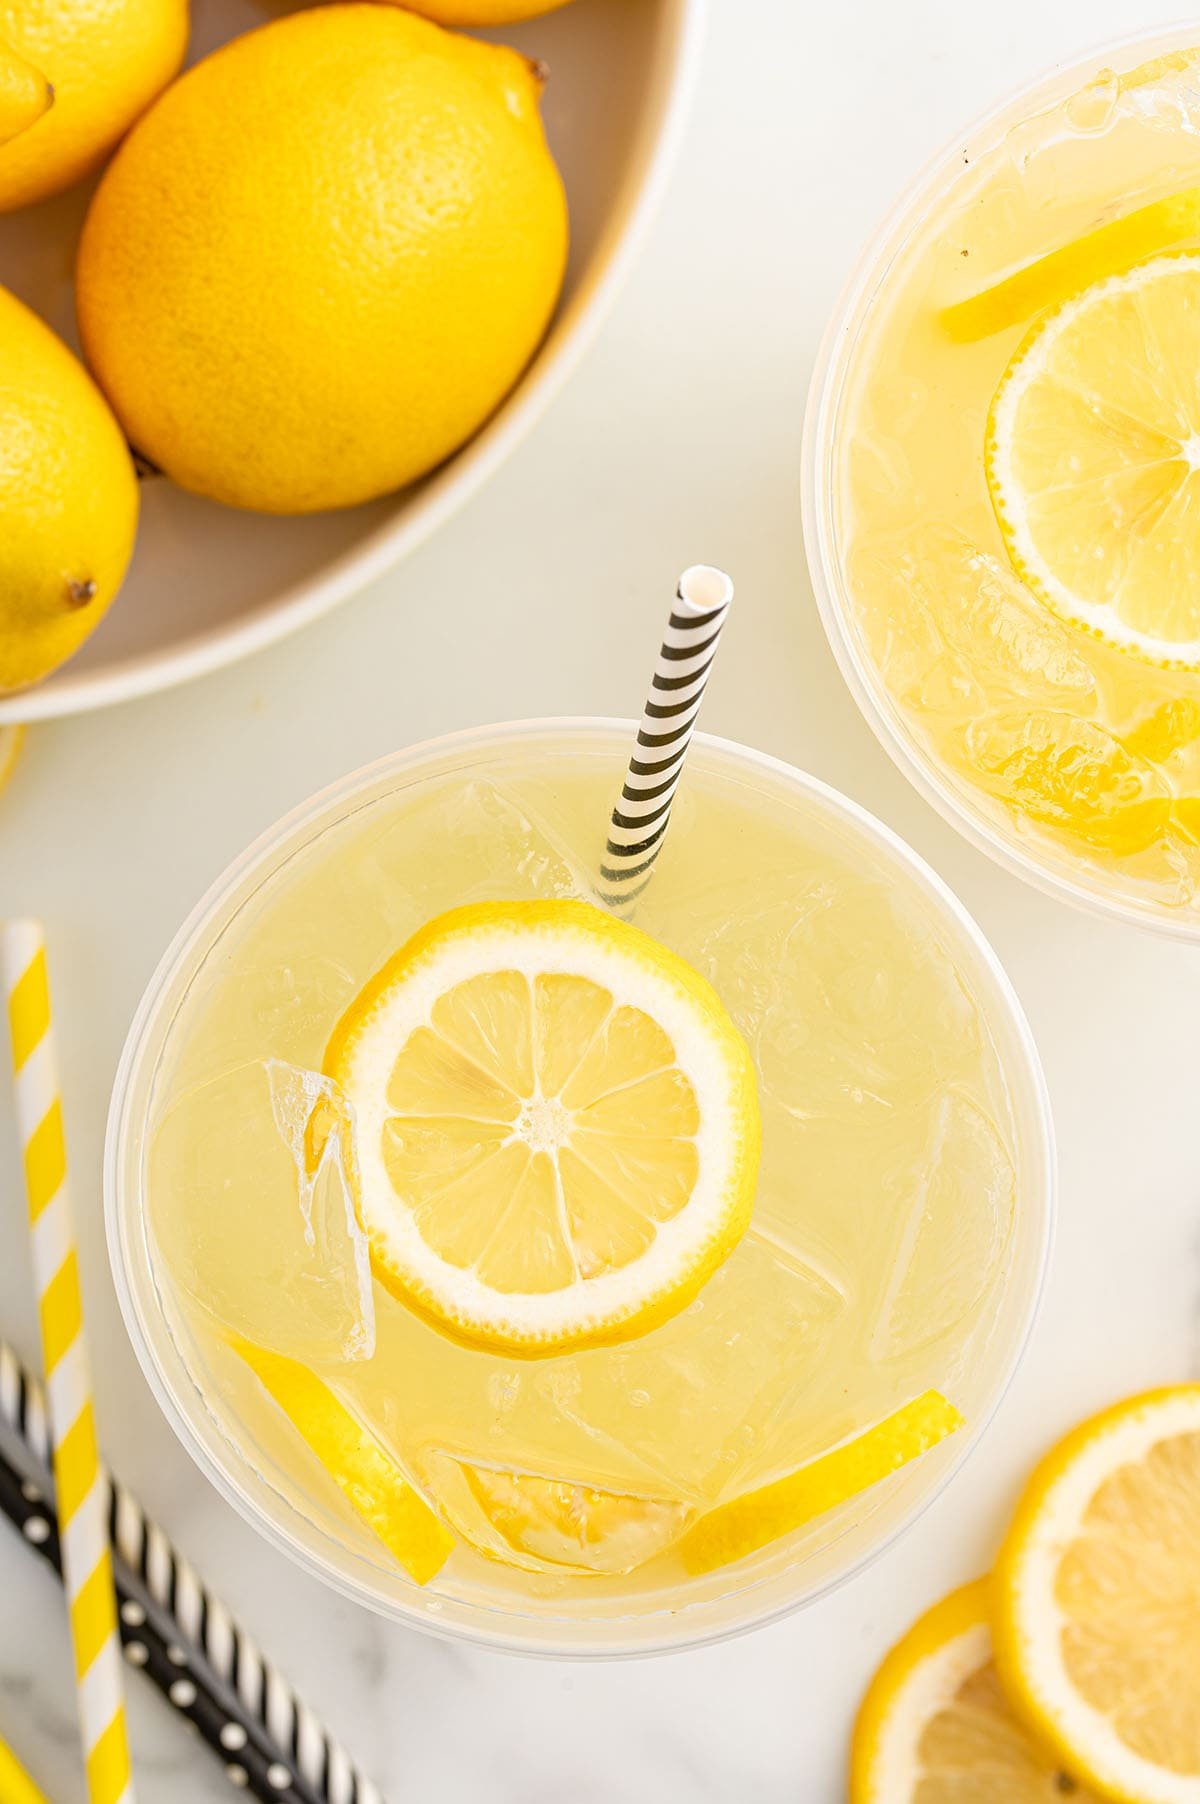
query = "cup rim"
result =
(801, 20, 1200, 944)
(105, 716, 1056, 1656)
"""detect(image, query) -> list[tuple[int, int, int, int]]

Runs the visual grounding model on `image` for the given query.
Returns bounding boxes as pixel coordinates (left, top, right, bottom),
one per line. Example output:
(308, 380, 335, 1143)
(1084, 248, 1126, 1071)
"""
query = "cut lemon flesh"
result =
(994, 1386, 1200, 1804)
(326, 900, 760, 1357)
(235, 1339, 454, 1584)
(942, 188, 1200, 344)
(987, 255, 1200, 669)
(0, 724, 24, 794)
(850, 1578, 1103, 1802)
(678, 1390, 961, 1576)
(428, 1454, 694, 1576)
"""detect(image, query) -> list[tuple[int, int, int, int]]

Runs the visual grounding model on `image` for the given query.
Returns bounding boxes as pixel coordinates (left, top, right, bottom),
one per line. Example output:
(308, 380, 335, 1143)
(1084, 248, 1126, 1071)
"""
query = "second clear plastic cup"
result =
(804, 25, 1200, 939)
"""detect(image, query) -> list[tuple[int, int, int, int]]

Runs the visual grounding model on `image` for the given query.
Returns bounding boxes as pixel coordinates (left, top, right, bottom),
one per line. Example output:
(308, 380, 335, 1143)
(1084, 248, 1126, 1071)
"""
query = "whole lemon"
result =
(77, 5, 569, 515)
(0, 287, 138, 693)
(393, 0, 573, 23)
(0, 0, 188, 212)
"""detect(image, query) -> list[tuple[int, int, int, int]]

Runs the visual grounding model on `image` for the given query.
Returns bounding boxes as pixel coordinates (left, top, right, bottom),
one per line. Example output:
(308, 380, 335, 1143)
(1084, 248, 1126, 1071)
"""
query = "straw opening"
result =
(677, 565, 734, 615)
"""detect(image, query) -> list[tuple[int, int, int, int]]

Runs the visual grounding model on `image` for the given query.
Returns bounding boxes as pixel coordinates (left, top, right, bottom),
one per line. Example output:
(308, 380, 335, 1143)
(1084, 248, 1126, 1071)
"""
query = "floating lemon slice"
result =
(0, 725, 24, 794)
(987, 255, 1200, 669)
(326, 899, 760, 1357)
(941, 188, 1200, 344)
(850, 1578, 1103, 1802)
(994, 1386, 1200, 1804)
(678, 1390, 961, 1575)
(235, 1339, 454, 1584)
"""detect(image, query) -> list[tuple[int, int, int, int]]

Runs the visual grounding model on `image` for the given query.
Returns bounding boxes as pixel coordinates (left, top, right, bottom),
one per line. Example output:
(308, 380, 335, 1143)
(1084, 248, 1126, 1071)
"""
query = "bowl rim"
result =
(0, 0, 708, 726)
(105, 715, 1056, 1658)
(801, 19, 1200, 944)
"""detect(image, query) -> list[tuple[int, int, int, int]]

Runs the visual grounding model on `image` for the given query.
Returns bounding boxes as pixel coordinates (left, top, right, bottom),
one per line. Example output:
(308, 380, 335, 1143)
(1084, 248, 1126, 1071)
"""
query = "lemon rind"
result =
(327, 899, 761, 1356)
(994, 1385, 1200, 1804)
(850, 1578, 992, 1804)
(987, 255, 1200, 672)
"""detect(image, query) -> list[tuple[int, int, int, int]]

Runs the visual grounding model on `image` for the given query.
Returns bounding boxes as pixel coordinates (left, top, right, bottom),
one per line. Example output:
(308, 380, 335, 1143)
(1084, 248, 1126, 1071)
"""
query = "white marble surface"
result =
(3, 0, 1200, 1797)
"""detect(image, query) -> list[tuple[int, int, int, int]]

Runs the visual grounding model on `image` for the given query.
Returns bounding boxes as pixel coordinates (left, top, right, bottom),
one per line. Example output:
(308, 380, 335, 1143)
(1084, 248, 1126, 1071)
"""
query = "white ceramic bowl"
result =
(0, 0, 703, 723)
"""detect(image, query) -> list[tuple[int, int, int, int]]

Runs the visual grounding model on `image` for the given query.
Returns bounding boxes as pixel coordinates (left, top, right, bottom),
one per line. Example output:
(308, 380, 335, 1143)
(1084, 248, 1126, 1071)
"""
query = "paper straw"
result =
(596, 565, 734, 915)
(2, 923, 134, 1804)
(0, 1731, 50, 1804)
(0, 1339, 386, 1804)
(0, 1440, 335, 1804)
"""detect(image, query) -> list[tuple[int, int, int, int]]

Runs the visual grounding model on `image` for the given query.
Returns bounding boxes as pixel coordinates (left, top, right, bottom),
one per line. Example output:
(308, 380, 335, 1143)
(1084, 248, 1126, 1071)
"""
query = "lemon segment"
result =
(326, 900, 761, 1357)
(994, 1386, 1200, 1804)
(235, 1339, 454, 1585)
(987, 255, 1200, 669)
(850, 1577, 1104, 1802)
(941, 188, 1200, 344)
(678, 1391, 962, 1576)
(427, 1454, 694, 1576)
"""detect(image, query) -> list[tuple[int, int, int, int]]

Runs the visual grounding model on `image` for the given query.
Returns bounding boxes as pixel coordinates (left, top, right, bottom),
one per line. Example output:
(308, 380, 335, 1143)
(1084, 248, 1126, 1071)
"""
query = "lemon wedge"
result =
(850, 1578, 1104, 1802)
(326, 900, 760, 1357)
(987, 255, 1200, 669)
(678, 1391, 962, 1575)
(235, 1339, 453, 1583)
(994, 1386, 1200, 1804)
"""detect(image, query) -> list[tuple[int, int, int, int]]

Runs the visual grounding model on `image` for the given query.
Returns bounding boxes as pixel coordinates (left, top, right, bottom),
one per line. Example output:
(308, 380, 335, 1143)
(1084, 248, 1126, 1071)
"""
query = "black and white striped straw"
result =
(596, 565, 734, 915)
(0, 1339, 384, 1804)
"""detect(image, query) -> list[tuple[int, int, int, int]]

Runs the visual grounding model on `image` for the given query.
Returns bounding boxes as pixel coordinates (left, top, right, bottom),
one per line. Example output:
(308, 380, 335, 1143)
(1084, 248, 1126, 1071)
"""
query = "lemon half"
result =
(850, 1578, 1104, 1802)
(988, 255, 1200, 669)
(326, 900, 760, 1357)
(995, 1386, 1200, 1804)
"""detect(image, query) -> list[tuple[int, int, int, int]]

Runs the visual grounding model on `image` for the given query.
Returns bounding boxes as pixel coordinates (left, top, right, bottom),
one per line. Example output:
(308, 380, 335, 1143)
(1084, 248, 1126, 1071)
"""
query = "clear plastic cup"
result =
(106, 720, 1054, 1655)
(803, 25, 1200, 941)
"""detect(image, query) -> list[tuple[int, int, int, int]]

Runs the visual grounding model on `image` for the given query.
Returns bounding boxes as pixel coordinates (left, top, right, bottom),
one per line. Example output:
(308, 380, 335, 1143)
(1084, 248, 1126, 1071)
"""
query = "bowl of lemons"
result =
(0, 0, 702, 720)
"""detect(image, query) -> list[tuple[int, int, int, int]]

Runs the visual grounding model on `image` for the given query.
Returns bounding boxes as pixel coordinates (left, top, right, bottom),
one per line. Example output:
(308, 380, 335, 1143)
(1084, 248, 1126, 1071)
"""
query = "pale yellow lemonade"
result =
(146, 737, 1023, 1608)
(833, 44, 1200, 920)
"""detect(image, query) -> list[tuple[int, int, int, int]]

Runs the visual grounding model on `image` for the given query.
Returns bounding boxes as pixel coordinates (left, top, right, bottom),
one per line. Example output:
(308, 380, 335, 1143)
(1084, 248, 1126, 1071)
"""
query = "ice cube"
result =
(422, 1455, 695, 1576)
(363, 777, 593, 918)
(851, 525, 1097, 717)
(963, 709, 1171, 854)
(149, 1059, 374, 1365)
(870, 1086, 1015, 1363)
(338, 1233, 844, 1519)
(747, 874, 980, 1125)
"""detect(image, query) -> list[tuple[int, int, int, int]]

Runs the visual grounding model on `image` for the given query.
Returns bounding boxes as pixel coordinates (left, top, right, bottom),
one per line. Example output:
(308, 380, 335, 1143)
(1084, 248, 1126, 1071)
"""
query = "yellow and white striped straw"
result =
(2, 922, 134, 1804)
(0, 1732, 51, 1804)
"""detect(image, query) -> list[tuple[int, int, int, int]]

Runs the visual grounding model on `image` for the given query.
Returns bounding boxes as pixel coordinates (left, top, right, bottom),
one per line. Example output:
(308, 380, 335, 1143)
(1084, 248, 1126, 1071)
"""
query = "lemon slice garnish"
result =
(235, 1339, 454, 1584)
(987, 254, 1200, 669)
(850, 1578, 1104, 1802)
(994, 1386, 1200, 1804)
(678, 1390, 962, 1575)
(326, 899, 760, 1357)
(941, 188, 1200, 344)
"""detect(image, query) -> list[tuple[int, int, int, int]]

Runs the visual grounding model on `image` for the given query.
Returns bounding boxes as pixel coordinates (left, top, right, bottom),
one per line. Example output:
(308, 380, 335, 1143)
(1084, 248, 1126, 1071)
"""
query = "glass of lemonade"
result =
(106, 720, 1052, 1653)
(806, 26, 1200, 936)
